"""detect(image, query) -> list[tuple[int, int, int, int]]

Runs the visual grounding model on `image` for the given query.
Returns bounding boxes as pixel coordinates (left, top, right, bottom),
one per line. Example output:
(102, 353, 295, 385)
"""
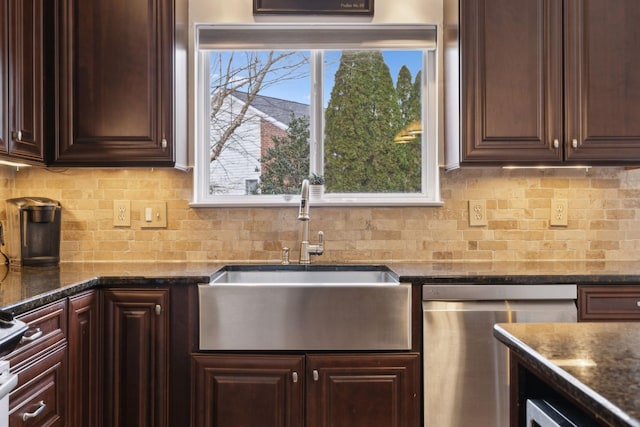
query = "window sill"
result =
(189, 195, 444, 208)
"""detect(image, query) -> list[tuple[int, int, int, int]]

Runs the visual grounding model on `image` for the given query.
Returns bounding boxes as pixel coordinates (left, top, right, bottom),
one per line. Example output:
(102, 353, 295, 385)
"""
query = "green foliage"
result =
(308, 173, 325, 185)
(324, 51, 422, 193)
(259, 115, 310, 194)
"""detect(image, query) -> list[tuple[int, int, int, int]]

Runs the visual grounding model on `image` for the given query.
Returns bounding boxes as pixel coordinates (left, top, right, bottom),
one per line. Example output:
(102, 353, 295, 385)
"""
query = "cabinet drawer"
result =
(9, 344, 67, 427)
(8, 300, 67, 372)
(578, 286, 640, 321)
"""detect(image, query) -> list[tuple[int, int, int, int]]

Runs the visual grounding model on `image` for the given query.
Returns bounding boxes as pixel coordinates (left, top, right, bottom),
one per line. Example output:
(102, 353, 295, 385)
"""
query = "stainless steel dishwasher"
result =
(422, 284, 577, 427)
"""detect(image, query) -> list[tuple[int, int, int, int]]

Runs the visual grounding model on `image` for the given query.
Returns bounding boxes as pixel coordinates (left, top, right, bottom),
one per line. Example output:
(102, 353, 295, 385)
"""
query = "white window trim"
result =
(191, 24, 442, 207)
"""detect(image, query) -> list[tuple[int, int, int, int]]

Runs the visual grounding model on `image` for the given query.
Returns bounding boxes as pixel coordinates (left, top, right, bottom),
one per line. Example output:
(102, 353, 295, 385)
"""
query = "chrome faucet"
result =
(298, 179, 324, 264)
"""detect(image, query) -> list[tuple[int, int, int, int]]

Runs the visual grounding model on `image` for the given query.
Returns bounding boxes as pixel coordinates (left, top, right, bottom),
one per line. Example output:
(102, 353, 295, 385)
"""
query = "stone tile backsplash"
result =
(2, 166, 639, 263)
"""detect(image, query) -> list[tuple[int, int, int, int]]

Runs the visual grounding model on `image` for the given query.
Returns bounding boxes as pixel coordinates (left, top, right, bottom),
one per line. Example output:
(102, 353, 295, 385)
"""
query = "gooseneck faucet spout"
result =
(298, 179, 310, 221)
(298, 179, 324, 264)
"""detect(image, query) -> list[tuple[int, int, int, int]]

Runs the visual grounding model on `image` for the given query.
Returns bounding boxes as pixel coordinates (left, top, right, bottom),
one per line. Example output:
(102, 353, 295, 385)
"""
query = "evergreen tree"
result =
(396, 65, 414, 123)
(399, 69, 422, 192)
(259, 115, 310, 194)
(324, 51, 404, 193)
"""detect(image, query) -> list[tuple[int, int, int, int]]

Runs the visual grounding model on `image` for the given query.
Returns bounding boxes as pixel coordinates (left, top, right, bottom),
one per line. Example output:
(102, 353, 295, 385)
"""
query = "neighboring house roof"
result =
(232, 91, 309, 127)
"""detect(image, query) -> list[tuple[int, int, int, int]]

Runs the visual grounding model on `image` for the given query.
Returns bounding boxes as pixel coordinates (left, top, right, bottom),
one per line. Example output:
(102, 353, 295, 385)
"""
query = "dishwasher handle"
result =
(422, 284, 577, 301)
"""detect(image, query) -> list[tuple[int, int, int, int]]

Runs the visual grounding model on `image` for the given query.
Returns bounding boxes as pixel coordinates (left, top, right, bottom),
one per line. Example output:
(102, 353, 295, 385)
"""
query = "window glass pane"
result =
(323, 50, 423, 194)
(207, 50, 310, 196)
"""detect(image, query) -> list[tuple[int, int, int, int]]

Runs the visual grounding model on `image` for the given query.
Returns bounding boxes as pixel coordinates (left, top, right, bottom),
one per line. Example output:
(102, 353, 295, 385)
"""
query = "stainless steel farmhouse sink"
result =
(198, 265, 411, 351)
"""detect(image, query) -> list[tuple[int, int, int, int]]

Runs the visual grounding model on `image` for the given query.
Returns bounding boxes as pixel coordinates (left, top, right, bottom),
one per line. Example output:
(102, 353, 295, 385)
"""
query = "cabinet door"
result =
(564, 0, 640, 162)
(55, 0, 173, 166)
(102, 289, 169, 427)
(0, 1, 6, 153)
(5, 0, 50, 162)
(191, 354, 305, 427)
(306, 353, 420, 427)
(68, 290, 99, 427)
(461, 0, 563, 164)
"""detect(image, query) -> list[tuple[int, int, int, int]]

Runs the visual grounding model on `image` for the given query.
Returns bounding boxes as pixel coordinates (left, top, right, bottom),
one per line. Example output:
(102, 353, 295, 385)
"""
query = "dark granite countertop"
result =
(0, 260, 639, 314)
(494, 322, 640, 427)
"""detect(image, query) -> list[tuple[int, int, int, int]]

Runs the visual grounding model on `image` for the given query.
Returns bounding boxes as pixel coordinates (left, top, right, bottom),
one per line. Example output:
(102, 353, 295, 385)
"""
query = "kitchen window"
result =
(193, 24, 440, 206)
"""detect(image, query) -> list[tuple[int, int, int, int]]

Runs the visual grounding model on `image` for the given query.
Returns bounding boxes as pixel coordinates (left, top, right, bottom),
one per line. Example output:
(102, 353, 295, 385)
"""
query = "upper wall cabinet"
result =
(0, 0, 52, 164)
(460, 0, 640, 165)
(54, 0, 175, 166)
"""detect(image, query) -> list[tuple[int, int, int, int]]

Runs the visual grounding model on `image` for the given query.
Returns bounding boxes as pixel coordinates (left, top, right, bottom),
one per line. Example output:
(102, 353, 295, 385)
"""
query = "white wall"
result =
(189, 0, 442, 25)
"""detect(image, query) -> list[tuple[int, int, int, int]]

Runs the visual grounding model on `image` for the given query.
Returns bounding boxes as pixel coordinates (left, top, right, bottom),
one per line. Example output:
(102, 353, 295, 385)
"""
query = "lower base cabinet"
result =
(102, 288, 170, 427)
(68, 290, 99, 427)
(191, 352, 420, 427)
(9, 300, 68, 427)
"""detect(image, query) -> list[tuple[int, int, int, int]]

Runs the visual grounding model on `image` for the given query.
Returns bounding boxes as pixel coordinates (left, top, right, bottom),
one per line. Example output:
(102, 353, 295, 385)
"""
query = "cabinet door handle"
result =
(22, 400, 46, 421)
(553, 139, 559, 149)
(161, 138, 168, 150)
(636, 301, 640, 308)
(20, 328, 43, 343)
(313, 370, 319, 381)
(292, 372, 298, 383)
(572, 139, 578, 148)
(12, 130, 23, 141)
(155, 304, 162, 315)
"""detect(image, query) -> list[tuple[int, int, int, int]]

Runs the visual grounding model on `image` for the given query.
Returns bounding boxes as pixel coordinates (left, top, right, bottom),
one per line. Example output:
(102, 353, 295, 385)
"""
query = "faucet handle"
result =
(281, 247, 290, 265)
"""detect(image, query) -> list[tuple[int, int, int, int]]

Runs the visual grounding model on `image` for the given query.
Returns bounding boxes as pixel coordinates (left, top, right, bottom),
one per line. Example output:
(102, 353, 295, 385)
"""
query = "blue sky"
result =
(211, 50, 423, 106)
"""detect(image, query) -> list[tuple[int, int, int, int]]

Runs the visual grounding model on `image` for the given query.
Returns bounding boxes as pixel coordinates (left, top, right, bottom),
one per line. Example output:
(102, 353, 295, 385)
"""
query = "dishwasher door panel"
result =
(423, 300, 577, 427)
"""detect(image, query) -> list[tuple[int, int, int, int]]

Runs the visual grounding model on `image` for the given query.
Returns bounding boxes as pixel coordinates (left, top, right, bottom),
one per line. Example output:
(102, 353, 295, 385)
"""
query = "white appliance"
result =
(0, 360, 18, 427)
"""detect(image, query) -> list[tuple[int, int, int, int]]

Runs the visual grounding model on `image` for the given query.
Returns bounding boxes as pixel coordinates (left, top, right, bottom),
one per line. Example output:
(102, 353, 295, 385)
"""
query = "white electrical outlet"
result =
(113, 200, 131, 227)
(469, 200, 488, 227)
(550, 199, 568, 227)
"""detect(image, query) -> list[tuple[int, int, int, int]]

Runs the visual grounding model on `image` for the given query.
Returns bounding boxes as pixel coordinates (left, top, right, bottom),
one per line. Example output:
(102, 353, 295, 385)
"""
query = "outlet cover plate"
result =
(469, 200, 487, 227)
(550, 199, 568, 227)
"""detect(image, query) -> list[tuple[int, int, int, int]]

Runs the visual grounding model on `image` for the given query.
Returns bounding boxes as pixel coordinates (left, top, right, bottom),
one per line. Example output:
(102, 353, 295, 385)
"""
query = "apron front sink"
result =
(198, 265, 411, 351)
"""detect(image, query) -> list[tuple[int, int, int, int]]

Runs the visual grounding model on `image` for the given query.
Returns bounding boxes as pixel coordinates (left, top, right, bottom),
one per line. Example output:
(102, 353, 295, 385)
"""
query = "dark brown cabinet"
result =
(0, 0, 52, 164)
(8, 300, 68, 427)
(102, 288, 170, 427)
(306, 354, 420, 427)
(68, 290, 99, 427)
(578, 285, 640, 321)
(54, 0, 174, 166)
(461, 0, 640, 165)
(191, 354, 305, 427)
(191, 352, 420, 427)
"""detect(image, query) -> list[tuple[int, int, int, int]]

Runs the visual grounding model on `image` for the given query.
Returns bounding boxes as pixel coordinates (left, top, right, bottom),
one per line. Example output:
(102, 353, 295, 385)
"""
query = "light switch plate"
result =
(469, 200, 487, 227)
(140, 201, 167, 228)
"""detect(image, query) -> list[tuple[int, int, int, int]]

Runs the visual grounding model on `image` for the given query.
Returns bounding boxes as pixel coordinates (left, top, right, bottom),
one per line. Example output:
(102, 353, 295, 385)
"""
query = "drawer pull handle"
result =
(313, 370, 319, 382)
(155, 304, 162, 316)
(292, 372, 298, 383)
(22, 400, 46, 421)
(20, 328, 43, 343)
(636, 301, 640, 308)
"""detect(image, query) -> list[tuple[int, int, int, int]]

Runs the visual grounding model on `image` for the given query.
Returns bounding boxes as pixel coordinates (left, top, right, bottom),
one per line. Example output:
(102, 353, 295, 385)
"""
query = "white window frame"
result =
(192, 24, 442, 207)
